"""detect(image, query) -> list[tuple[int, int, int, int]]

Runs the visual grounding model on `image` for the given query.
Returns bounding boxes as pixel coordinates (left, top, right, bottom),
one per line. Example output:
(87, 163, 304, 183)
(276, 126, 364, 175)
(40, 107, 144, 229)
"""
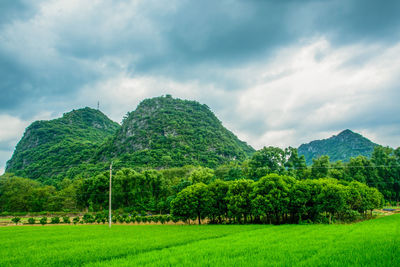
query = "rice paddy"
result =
(0, 214, 399, 266)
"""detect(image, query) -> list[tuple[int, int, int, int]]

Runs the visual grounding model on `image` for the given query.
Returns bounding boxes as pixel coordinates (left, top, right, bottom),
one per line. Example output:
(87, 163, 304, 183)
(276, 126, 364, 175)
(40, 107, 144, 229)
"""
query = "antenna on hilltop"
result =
(97, 101, 100, 110)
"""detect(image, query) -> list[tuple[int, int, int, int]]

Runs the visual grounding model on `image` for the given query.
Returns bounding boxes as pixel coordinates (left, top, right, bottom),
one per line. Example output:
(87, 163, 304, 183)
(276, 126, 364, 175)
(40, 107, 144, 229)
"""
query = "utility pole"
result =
(109, 161, 112, 228)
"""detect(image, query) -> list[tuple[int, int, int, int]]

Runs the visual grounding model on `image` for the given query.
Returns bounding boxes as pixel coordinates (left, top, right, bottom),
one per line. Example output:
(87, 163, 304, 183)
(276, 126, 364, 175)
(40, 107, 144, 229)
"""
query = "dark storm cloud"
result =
(314, 0, 400, 44)
(1, 0, 400, 111)
(0, 0, 40, 26)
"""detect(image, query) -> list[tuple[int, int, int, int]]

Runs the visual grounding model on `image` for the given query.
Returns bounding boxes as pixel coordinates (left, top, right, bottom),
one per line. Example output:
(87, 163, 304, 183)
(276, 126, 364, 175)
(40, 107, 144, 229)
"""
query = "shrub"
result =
(83, 213, 93, 224)
(11, 217, 21, 225)
(40, 217, 47, 225)
(160, 215, 167, 224)
(62, 216, 70, 224)
(171, 216, 179, 223)
(28, 217, 36, 224)
(73, 216, 80, 225)
(152, 216, 160, 223)
(135, 216, 142, 223)
(51, 217, 60, 224)
(117, 215, 125, 223)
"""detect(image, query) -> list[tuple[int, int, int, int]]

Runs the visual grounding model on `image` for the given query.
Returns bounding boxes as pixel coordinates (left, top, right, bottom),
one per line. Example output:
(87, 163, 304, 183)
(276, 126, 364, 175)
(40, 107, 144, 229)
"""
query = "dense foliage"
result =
(97, 95, 254, 168)
(298, 129, 378, 165)
(171, 175, 383, 224)
(2, 146, 396, 225)
(2, 96, 399, 225)
(6, 107, 120, 182)
(6, 96, 254, 184)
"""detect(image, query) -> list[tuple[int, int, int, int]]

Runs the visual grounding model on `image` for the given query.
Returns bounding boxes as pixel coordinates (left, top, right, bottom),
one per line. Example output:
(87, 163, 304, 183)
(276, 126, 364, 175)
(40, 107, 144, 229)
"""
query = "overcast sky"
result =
(1, 0, 400, 175)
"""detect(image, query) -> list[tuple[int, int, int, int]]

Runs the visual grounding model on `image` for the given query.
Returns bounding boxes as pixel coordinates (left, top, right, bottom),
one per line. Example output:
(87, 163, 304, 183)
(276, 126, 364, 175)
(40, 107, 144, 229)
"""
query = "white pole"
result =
(109, 161, 112, 228)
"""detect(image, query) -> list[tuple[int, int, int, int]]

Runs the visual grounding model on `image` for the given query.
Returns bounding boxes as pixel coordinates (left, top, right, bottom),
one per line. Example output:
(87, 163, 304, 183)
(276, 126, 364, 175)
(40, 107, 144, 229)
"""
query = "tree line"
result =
(0, 146, 397, 222)
(171, 174, 383, 224)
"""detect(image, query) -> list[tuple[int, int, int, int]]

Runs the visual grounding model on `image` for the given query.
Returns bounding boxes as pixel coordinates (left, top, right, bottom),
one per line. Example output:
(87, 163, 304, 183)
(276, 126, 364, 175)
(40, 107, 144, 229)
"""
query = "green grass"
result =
(0, 215, 399, 267)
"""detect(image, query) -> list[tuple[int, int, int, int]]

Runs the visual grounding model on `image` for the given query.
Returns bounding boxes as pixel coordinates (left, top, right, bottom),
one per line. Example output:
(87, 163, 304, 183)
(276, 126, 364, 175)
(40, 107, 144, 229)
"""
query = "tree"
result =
(215, 162, 244, 181)
(247, 147, 286, 180)
(208, 180, 229, 223)
(311, 156, 330, 179)
(371, 146, 396, 202)
(171, 183, 211, 224)
(227, 179, 254, 223)
(289, 180, 312, 223)
(0, 175, 39, 212)
(285, 147, 307, 179)
(319, 180, 347, 223)
(189, 167, 215, 184)
(252, 174, 295, 224)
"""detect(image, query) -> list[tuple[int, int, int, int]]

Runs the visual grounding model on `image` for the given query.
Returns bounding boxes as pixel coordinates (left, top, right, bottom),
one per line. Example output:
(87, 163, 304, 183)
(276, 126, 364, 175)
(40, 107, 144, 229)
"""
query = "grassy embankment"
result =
(0, 214, 398, 266)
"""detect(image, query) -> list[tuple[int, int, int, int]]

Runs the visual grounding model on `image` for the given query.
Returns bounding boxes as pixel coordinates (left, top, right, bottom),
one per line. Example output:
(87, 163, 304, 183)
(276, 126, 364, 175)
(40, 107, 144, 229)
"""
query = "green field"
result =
(1, 215, 399, 267)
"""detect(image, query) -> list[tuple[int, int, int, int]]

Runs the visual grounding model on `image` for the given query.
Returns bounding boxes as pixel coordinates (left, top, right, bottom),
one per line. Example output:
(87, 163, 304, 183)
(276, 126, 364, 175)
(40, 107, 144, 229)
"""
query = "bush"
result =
(40, 217, 47, 225)
(28, 217, 36, 224)
(117, 215, 125, 223)
(62, 216, 70, 224)
(51, 217, 60, 224)
(135, 216, 142, 223)
(11, 217, 21, 225)
(83, 213, 93, 224)
(171, 216, 180, 223)
(151, 216, 159, 223)
(160, 215, 167, 224)
(73, 216, 80, 224)
(340, 210, 361, 222)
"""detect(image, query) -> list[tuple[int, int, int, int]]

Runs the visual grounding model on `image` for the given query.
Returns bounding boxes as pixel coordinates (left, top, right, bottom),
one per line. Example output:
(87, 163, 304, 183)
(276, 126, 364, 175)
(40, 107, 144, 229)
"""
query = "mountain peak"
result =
(338, 129, 354, 136)
(100, 95, 254, 168)
(6, 107, 120, 180)
(298, 129, 379, 164)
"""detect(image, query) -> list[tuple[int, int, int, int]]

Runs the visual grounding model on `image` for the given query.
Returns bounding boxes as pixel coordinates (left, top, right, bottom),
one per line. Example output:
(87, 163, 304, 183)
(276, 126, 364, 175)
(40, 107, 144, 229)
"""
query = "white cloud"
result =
(225, 38, 400, 149)
(73, 38, 400, 151)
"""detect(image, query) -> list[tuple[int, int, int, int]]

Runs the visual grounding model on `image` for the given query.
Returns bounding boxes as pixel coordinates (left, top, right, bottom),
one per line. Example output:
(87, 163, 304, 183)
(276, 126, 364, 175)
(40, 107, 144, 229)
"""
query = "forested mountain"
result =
(5, 108, 120, 181)
(298, 129, 379, 164)
(97, 95, 255, 168)
(5, 96, 254, 182)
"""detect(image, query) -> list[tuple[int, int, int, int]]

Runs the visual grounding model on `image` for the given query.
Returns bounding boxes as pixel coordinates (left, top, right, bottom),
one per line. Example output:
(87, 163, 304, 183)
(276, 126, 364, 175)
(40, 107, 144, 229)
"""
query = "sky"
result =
(1, 0, 400, 175)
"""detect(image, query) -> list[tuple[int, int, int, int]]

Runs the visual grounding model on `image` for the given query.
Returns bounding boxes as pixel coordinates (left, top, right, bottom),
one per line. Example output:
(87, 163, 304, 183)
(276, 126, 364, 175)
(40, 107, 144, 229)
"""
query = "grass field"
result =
(0, 215, 399, 266)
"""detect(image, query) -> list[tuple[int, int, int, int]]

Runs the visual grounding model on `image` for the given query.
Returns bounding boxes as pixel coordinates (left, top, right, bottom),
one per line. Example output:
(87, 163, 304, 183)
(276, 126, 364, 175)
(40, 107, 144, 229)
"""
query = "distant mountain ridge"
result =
(298, 129, 379, 164)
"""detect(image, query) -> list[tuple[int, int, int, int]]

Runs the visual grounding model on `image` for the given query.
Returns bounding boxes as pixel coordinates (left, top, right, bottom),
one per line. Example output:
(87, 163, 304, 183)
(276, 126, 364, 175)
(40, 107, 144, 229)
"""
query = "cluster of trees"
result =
(237, 146, 399, 203)
(171, 174, 383, 224)
(1, 146, 397, 221)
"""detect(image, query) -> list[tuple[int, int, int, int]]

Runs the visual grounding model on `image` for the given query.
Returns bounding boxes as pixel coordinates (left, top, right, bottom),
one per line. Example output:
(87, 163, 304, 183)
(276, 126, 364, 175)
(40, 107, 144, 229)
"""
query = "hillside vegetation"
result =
(298, 129, 378, 164)
(6, 96, 254, 183)
(98, 95, 254, 168)
(6, 108, 120, 182)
